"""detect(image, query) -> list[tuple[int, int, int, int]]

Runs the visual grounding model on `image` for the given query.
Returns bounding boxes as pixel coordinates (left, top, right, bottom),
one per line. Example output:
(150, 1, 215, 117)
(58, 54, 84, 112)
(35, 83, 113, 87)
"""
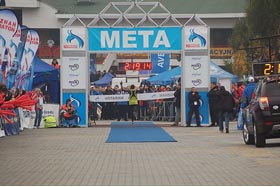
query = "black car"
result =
(243, 78, 280, 147)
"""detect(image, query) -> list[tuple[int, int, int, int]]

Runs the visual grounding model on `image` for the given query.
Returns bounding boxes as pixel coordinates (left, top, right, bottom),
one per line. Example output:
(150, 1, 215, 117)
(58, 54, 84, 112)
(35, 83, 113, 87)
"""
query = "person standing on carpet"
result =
(129, 84, 138, 125)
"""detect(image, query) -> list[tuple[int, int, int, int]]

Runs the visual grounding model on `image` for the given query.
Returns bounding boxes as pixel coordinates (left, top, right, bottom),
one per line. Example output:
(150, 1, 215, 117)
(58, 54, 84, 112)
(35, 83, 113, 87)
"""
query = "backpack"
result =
(44, 116, 57, 128)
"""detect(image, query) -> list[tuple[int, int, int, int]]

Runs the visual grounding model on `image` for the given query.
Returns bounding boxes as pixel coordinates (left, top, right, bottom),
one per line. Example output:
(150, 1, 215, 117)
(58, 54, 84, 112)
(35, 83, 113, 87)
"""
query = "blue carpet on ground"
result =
(106, 121, 177, 143)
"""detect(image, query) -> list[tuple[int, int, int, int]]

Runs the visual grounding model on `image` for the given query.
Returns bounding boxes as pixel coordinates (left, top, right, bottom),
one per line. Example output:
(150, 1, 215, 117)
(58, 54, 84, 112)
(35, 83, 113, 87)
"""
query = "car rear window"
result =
(264, 81, 280, 96)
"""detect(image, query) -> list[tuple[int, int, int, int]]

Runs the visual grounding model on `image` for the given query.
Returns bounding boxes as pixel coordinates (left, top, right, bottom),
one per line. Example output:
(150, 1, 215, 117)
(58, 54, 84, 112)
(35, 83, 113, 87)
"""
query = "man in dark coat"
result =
(218, 86, 235, 133)
(207, 82, 219, 126)
(187, 87, 201, 127)
(172, 83, 181, 126)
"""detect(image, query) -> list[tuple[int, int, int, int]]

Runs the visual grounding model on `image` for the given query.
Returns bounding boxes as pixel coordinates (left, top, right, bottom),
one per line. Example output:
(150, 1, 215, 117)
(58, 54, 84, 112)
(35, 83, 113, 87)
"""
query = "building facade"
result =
(2, 0, 248, 66)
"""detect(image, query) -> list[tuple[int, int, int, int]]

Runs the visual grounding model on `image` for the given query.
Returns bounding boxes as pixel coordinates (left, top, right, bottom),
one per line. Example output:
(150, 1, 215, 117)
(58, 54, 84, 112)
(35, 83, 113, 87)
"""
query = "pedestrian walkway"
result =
(0, 122, 280, 186)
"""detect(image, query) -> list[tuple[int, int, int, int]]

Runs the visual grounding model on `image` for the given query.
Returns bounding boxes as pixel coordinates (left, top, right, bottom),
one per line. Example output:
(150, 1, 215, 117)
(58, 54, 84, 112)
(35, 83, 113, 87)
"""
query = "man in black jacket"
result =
(218, 86, 235, 133)
(187, 87, 201, 127)
(172, 83, 181, 126)
(207, 82, 219, 126)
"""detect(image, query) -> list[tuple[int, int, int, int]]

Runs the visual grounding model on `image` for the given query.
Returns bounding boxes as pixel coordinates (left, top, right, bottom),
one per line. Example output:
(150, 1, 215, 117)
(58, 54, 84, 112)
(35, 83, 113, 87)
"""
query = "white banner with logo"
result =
(90, 91, 175, 102)
(184, 26, 208, 50)
(61, 56, 87, 89)
(62, 28, 86, 51)
(18, 104, 60, 129)
(185, 56, 209, 88)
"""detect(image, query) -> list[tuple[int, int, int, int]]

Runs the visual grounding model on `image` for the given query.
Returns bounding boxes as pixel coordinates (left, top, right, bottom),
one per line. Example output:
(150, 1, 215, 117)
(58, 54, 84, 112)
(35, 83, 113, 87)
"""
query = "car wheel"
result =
(243, 123, 254, 145)
(254, 124, 266, 147)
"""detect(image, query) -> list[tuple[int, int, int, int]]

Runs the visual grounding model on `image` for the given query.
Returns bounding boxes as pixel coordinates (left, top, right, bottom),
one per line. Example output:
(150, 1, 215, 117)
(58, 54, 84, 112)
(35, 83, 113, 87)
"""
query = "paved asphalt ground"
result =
(0, 121, 280, 186)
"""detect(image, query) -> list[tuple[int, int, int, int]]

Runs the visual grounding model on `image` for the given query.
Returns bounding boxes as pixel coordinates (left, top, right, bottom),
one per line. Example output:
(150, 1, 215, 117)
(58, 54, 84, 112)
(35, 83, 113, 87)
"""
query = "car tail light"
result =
(259, 97, 269, 110)
(264, 121, 273, 126)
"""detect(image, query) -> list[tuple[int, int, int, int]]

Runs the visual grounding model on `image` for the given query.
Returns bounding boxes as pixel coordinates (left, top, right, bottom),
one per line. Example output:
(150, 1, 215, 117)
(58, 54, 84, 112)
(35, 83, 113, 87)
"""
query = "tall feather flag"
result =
(0, 9, 18, 84)
(14, 28, 39, 91)
(24, 29, 39, 90)
(14, 27, 30, 90)
(5, 25, 21, 89)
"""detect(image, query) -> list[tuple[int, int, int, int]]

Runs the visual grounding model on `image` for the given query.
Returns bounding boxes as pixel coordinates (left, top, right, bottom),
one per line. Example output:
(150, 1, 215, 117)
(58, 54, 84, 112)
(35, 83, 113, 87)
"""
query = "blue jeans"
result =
(34, 109, 43, 127)
(219, 111, 230, 131)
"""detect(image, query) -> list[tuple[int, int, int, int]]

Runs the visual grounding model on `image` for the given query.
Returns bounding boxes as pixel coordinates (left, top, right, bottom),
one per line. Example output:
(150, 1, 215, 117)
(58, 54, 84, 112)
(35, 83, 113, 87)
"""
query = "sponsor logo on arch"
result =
(184, 26, 208, 50)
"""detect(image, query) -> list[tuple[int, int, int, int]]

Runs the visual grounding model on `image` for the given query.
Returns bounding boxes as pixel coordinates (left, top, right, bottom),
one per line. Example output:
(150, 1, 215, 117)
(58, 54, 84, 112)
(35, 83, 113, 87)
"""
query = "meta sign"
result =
(88, 27, 182, 51)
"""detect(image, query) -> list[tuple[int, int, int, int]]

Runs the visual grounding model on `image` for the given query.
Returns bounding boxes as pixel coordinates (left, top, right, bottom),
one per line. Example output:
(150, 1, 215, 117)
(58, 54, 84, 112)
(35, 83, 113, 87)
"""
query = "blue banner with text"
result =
(88, 27, 182, 51)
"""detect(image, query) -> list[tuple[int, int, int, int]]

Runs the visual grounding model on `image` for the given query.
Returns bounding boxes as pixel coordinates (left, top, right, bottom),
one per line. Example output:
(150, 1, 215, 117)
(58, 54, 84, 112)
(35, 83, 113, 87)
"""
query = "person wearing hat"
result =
(240, 76, 256, 110)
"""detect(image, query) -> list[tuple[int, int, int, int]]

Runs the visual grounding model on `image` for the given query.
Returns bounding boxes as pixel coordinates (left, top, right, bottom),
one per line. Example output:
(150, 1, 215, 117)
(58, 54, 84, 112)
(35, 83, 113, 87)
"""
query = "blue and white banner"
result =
(90, 91, 175, 102)
(15, 29, 39, 90)
(62, 93, 87, 126)
(25, 29, 39, 90)
(61, 56, 87, 89)
(88, 27, 182, 51)
(0, 9, 18, 84)
(5, 25, 21, 89)
(62, 28, 86, 51)
(185, 55, 209, 88)
(14, 26, 29, 89)
(151, 53, 170, 74)
(184, 26, 208, 50)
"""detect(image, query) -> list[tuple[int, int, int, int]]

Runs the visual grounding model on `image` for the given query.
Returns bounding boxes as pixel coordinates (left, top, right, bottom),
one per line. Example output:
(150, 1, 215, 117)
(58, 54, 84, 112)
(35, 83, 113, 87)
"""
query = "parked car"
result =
(243, 78, 280, 147)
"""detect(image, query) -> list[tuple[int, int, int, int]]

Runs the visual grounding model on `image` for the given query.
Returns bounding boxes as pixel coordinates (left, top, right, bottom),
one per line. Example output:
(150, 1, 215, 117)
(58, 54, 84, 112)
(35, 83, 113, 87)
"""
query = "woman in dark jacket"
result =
(218, 86, 235, 133)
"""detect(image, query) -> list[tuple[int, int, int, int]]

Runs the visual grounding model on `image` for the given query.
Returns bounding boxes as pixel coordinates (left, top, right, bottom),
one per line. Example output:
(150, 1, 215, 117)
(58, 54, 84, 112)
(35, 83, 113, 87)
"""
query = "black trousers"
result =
(117, 105, 128, 120)
(130, 105, 137, 122)
(209, 103, 219, 125)
(187, 107, 200, 126)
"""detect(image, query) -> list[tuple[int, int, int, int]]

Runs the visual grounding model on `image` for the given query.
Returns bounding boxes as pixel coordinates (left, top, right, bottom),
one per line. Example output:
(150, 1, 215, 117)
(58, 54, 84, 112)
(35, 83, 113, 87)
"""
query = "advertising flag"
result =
(17, 29, 39, 91)
(15, 29, 31, 89)
(24, 29, 39, 90)
(14, 26, 28, 89)
(0, 9, 18, 83)
(151, 53, 170, 74)
(15, 28, 39, 91)
(5, 25, 21, 89)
